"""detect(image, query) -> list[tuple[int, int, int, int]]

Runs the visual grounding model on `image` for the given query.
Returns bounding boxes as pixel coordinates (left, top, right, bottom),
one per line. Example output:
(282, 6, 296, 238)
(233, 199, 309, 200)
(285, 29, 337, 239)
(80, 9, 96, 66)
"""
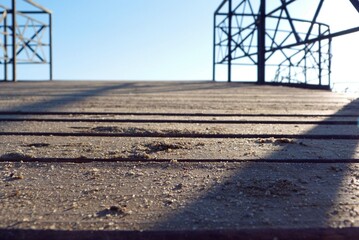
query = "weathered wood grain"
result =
(0, 81, 358, 239)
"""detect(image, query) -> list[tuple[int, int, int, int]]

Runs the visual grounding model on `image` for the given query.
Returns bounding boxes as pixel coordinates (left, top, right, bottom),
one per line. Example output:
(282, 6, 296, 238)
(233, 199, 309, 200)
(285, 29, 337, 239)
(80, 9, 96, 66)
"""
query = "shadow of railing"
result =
(151, 98, 359, 234)
(1, 82, 136, 111)
(0, 81, 253, 112)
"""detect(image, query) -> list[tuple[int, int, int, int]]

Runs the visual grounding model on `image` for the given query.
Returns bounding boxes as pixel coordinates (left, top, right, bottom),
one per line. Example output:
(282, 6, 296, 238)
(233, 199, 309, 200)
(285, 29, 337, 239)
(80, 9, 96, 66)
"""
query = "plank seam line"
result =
(0, 132, 358, 139)
(0, 111, 357, 117)
(0, 118, 356, 125)
(1, 158, 359, 164)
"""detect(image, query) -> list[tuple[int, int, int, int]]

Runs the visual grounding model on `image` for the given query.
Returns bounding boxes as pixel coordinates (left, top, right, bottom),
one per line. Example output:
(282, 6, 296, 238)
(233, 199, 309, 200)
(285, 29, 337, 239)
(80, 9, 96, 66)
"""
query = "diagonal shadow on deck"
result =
(150, 98, 359, 235)
(0, 81, 250, 116)
(0, 81, 248, 110)
(0, 82, 136, 112)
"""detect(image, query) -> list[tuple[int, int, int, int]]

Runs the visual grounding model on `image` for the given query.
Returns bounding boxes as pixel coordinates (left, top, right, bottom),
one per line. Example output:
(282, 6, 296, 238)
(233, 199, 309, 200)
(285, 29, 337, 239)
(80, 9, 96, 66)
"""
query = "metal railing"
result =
(213, 0, 359, 89)
(0, 0, 52, 82)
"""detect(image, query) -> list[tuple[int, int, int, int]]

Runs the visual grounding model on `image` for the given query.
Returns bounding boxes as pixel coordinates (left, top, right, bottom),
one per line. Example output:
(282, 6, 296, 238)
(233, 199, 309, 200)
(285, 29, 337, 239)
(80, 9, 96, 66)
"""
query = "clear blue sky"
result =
(4, 0, 359, 90)
(15, 0, 220, 81)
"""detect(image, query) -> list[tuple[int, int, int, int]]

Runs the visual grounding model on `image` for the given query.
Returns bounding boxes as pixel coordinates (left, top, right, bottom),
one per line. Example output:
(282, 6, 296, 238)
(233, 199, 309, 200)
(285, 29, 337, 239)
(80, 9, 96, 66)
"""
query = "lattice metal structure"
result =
(0, 0, 52, 82)
(213, 0, 359, 89)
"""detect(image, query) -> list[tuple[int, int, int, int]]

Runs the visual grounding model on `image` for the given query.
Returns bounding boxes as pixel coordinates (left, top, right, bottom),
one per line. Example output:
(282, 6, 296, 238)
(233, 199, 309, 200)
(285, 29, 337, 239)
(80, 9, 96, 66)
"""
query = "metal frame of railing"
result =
(0, 0, 52, 82)
(213, 0, 359, 89)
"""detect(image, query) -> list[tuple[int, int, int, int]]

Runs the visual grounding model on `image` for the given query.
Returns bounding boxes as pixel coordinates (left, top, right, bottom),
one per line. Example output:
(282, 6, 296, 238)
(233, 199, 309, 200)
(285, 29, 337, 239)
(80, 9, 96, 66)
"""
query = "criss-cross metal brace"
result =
(213, 0, 359, 89)
(0, 0, 52, 82)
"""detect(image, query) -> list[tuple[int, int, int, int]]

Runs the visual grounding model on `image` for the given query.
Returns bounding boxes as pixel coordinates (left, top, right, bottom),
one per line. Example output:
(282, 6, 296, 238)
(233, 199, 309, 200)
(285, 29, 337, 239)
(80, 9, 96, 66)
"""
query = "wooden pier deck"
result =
(1, 81, 359, 239)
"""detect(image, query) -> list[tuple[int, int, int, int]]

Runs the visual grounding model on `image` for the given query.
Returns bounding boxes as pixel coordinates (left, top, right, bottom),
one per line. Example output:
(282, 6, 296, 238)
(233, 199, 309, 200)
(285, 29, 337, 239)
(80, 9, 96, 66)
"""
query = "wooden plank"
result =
(1, 162, 359, 231)
(0, 136, 358, 161)
(0, 122, 358, 137)
(0, 82, 354, 114)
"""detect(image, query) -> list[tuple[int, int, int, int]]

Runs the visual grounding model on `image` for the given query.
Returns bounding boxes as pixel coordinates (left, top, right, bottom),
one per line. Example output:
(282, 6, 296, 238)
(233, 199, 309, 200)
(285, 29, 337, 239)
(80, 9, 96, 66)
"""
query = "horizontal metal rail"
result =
(23, 0, 52, 14)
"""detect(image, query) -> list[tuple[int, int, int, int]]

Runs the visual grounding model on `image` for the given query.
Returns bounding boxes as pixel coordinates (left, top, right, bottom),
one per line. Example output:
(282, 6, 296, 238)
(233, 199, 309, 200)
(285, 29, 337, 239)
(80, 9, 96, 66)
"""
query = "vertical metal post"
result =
(11, 0, 17, 82)
(318, 26, 322, 86)
(49, 13, 53, 81)
(213, 14, 216, 82)
(328, 37, 332, 87)
(257, 0, 266, 84)
(227, 0, 232, 82)
(4, 16, 8, 81)
(304, 47, 308, 84)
